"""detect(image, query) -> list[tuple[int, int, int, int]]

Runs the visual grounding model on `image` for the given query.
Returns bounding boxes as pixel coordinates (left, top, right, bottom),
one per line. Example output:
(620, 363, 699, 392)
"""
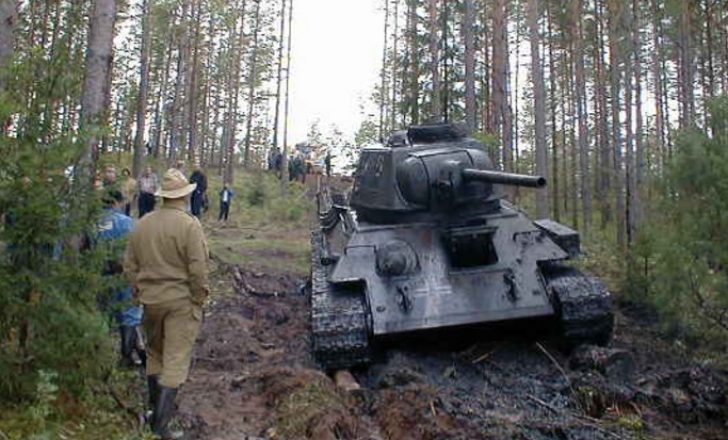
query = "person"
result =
(273, 149, 283, 179)
(219, 183, 234, 222)
(138, 166, 159, 218)
(324, 150, 332, 177)
(267, 147, 277, 171)
(102, 165, 118, 188)
(124, 168, 209, 439)
(98, 189, 145, 368)
(189, 165, 207, 219)
(120, 168, 137, 217)
(287, 155, 295, 181)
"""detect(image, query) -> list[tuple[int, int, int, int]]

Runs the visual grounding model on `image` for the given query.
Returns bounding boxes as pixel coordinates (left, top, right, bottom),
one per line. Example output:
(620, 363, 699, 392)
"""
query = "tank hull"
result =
(329, 204, 567, 337)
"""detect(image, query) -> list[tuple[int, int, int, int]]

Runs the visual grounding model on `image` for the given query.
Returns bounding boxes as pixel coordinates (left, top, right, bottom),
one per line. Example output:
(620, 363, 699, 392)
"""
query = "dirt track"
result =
(174, 248, 727, 440)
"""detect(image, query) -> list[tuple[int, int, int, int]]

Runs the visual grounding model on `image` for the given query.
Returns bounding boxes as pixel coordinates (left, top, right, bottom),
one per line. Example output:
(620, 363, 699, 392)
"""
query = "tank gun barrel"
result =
(461, 168, 546, 188)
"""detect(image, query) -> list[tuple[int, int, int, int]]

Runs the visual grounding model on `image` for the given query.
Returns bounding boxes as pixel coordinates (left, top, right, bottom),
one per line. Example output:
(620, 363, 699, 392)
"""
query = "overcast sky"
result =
(286, 0, 383, 143)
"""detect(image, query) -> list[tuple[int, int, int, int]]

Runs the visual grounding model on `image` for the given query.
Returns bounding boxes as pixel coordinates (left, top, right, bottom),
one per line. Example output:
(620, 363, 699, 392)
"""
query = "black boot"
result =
(145, 375, 159, 426)
(147, 375, 159, 413)
(119, 326, 136, 367)
(152, 386, 184, 439)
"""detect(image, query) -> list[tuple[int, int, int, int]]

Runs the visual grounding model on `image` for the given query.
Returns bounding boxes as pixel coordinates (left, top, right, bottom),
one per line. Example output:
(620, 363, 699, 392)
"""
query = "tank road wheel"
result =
(310, 231, 372, 371)
(543, 263, 614, 349)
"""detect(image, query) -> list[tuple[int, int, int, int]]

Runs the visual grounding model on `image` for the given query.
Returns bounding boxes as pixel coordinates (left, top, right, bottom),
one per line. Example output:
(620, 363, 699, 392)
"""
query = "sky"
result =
(286, 0, 384, 144)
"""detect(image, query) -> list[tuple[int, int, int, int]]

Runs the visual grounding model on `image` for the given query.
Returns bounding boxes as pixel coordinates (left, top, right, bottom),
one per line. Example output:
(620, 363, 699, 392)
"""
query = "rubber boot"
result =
(119, 326, 136, 367)
(146, 375, 159, 425)
(152, 386, 184, 440)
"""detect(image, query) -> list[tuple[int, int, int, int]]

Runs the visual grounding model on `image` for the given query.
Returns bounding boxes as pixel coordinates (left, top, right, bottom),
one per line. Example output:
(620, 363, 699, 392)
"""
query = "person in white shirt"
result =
(219, 183, 235, 222)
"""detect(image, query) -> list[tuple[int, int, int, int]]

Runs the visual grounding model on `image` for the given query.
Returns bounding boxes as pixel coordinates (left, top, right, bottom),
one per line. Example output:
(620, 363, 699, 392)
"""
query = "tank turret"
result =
(350, 124, 545, 223)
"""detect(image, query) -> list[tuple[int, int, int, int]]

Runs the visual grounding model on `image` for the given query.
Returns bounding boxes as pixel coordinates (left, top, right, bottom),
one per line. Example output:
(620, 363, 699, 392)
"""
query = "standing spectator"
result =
(98, 189, 145, 368)
(274, 149, 283, 179)
(287, 155, 295, 181)
(219, 183, 234, 222)
(102, 165, 118, 188)
(124, 169, 209, 439)
(189, 165, 207, 219)
(120, 168, 137, 217)
(324, 150, 332, 177)
(267, 147, 277, 170)
(138, 166, 159, 218)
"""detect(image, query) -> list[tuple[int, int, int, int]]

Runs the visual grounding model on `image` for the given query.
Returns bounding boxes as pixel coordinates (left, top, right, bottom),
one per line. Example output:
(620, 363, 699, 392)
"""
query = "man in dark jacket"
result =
(189, 165, 207, 219)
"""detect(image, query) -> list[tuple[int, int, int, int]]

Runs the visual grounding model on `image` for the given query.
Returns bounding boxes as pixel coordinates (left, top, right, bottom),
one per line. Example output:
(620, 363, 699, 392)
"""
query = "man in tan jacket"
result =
(124, 168, 209, 440)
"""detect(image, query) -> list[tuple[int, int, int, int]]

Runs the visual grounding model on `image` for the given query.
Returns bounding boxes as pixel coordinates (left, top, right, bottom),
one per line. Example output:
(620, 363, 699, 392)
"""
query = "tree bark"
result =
(272, 0, 287, 150)
(243, 0, 262, 168)
(379, 0, 390, 140)
(608, 0, 625, 248)
(281, 0, 294, 186)
(572, 0, 590, 235)
(528, 0, 548, 218)
(133, 0, 152, 177)
(427, 0, 441, 121)
(406, 0, 419, 125)
(81, 0, 117, 166)
(463, 0, 476, 132)
(0, 0, 16, 94)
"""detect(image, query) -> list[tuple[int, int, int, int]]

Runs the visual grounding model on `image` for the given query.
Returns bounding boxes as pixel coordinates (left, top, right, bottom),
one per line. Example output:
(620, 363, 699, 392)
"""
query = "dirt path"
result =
(173, 238, 727, 440)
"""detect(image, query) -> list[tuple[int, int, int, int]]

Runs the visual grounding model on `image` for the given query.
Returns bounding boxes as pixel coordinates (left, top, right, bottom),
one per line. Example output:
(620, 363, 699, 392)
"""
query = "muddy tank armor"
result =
(311, 123, 613, 371)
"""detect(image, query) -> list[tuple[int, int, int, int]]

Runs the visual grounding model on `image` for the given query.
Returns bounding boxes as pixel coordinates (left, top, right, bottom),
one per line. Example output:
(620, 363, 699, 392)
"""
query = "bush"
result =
(628, 97, 728, 344)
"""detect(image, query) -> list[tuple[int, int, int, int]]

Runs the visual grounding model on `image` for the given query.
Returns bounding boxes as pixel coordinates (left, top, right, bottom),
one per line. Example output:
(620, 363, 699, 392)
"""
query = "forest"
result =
(1, 0, 728, 439)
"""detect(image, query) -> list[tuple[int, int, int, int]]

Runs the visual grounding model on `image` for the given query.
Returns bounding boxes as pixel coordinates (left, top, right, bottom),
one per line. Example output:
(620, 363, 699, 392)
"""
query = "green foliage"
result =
(628, 97, 728, 344)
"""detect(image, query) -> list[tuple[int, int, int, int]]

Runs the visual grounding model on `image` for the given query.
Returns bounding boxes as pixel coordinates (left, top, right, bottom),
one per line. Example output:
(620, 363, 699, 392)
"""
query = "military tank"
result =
(311, 123, 613, 371)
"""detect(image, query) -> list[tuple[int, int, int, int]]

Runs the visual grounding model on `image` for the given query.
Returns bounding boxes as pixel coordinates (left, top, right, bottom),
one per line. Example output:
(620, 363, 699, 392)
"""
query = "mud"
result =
(175, 258, 728, 440)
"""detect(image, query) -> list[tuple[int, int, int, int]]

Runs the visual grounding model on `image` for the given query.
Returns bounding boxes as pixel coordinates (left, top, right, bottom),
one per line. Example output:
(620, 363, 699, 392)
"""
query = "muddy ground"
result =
(175, 182, 727, 440)
(174, 250, 727, 440)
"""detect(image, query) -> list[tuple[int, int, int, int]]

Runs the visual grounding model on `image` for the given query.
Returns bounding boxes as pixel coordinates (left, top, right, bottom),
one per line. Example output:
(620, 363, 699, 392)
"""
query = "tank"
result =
(311, 123, 613, 371)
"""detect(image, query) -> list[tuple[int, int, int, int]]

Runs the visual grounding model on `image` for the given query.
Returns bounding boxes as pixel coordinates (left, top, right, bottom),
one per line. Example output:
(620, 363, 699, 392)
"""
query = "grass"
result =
(202, 168, 313, 277)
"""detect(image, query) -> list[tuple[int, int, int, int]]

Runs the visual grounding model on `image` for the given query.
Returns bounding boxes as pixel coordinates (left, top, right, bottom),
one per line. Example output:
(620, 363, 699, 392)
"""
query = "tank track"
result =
(542, 263, 614, 348)
(310, 230, 372, 371)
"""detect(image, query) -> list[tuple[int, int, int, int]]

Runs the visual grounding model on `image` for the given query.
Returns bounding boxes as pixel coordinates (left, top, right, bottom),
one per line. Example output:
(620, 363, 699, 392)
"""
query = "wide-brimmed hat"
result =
(156, 168, 197, 199)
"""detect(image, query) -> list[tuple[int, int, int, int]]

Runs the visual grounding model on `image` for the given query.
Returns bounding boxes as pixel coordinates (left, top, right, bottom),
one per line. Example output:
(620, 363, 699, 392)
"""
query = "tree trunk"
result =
(528, 0, 548, 218)
(572, 0, 590, 235)
(379, 0, 390, 140)
(243, 0, 262, 168)
(187, 0, 202, 166)
(633, 0, 644, 229)
(391, 0, 400, 130)
(594, 0, 611, 229)
(651, 0, 666, 173)
(608, 0, 625, 248)
(678, 1, 694, 129)
(406, 0, 419, 125)
(133, 0, 152, 178)
(272, 0, 287, 150)
(0, 0, 16, 94)
(463, 0, 476, 132)
(224, 1, 246, 184)
(281, 0, 294, 186)
(81, 0, 117, 166)
(547, 5, 559, 221)
(427, 0, 441, 121)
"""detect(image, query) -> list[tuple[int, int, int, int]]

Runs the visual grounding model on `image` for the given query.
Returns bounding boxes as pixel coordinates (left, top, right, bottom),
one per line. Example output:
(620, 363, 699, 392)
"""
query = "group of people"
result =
(102, 163, 234, 223)
(96, 162, 242, 438)
(267, 146, 334, 182)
